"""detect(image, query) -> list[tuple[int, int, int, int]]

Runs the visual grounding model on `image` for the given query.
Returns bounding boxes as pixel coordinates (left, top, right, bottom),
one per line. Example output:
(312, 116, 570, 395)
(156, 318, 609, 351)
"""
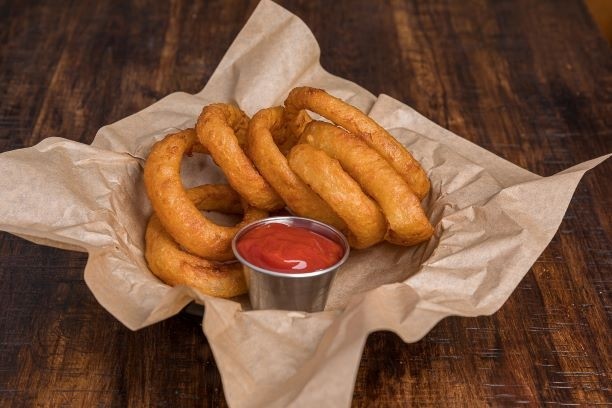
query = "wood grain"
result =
(0, 0, 610, 406)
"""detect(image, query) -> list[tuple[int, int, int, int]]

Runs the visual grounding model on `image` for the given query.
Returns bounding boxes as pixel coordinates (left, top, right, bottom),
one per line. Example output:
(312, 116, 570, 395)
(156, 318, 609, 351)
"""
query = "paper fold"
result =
(0, 1, 608, 407)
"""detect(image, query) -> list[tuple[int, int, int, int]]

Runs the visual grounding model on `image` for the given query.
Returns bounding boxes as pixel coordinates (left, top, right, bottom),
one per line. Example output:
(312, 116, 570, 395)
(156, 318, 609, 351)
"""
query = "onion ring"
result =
(144, 129, 267, 261)
(283, 87, 430, 199)
(196, 103, 284, 211)
(246, 106, 347, 231)
(145, 185, 249, 298)
(300, 121, 433, 245)
(287, 143, 387, 249)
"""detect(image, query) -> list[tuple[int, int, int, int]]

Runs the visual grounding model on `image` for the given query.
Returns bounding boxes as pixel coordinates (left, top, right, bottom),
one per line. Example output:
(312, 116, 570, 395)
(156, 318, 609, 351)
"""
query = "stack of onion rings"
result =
(283, 87, 431, 199)
(144, 125, 268, 298)
(144, 127, 267, 261)
(145, 185, 258, 298)
(247, 107, 347, 231)
(196, 104, 284, 211)
(143, 88, 433, 297)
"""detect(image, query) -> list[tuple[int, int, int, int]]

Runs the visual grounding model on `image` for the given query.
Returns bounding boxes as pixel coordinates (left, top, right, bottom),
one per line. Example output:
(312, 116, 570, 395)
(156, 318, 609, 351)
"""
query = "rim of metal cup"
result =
(231, 216, 350, 278)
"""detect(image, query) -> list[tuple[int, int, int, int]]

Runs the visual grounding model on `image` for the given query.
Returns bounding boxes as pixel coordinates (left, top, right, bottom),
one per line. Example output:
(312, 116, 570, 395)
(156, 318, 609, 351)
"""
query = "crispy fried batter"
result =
(145, 185, 250, 298)
(300, 121, 433, 245)
(288, 144, 387, 249)
(247, 107, 346, 231)
(144, 129, 267, 261)
(283, 87, 431, 199)
(196, 103, 284, 211)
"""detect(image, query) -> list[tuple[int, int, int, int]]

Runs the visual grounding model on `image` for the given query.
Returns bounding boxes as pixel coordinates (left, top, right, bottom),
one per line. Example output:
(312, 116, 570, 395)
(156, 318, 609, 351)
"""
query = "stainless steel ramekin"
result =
(232, 216, 350, 312)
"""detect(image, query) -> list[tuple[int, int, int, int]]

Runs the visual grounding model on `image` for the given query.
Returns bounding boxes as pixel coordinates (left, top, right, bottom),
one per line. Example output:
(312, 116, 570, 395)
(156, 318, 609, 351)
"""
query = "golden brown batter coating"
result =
(196, 103, 284, 211)
(288, 144, 387, 249)
(300, 121, 433, 246)
(247, 106, 346, 231)
(144, 129, 267, 261)
(283, 87, 431, 200)
(145, 185, 252, 298)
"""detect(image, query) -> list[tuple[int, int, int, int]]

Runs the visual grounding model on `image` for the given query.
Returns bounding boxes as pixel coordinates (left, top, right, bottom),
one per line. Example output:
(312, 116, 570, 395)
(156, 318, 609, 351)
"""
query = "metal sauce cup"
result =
(231, 216, 350, 312)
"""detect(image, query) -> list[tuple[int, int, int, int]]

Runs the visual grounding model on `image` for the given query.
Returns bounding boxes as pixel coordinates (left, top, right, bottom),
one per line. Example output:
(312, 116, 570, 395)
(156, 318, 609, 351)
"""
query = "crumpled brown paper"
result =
(0, 1, 609, 407)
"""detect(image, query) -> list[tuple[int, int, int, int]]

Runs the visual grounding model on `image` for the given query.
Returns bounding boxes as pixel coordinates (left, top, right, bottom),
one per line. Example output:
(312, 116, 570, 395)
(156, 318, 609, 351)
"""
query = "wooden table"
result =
(1, 1, 610, 406)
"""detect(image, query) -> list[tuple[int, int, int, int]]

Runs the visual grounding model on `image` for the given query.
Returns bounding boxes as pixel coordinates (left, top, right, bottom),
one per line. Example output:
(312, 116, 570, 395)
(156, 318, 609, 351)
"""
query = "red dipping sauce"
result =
(235, 222, 344, 273)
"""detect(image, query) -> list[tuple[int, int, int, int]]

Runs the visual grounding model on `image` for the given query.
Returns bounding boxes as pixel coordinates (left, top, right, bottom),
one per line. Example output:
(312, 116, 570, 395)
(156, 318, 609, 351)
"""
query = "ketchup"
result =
(236, 223, 344, 273)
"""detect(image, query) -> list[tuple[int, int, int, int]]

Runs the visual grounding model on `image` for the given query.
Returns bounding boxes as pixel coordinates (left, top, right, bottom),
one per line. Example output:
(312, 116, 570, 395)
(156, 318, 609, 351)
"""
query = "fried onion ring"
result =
(196, 103, 284, 211)
(145, 185, 250, 298)
(300, 121, 434, 245)
(287, 143, 387, 249)
(144, 129, 267, 261)
(283, 87, 430, 199)
(246, 106, 347, 231)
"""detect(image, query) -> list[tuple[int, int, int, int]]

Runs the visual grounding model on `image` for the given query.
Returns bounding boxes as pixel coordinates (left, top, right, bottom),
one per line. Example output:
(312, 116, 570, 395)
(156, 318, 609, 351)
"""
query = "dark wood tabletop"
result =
(1, 0, 610, 406)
